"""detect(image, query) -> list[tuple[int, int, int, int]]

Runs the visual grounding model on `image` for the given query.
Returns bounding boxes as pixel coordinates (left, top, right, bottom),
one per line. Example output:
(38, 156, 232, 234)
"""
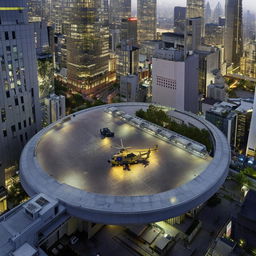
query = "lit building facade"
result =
(186, 0, 204, 20)
(204, 23, 224, 46)
(27, 0, 52, 22)
(117, 17, 139, 77)
(137, 0, 157, 42)
(246, 89, 256, 156)
(51, 0, 111, 94)
(240, 41, 256, 79)
(109, 0, 131, 27)
(0, 0, 41, 188)
(224, 0, 243, 69)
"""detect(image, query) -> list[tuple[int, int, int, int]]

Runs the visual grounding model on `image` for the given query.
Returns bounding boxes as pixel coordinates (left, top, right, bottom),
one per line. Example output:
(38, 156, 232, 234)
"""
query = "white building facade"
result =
(152, 49, 199, 113)
(44, 94, 65, 124)
(0, 0, 41, 186)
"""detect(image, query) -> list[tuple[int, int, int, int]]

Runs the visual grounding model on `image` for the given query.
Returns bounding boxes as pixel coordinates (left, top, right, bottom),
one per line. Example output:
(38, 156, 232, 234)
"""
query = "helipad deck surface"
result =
(36, 106, 211, 196)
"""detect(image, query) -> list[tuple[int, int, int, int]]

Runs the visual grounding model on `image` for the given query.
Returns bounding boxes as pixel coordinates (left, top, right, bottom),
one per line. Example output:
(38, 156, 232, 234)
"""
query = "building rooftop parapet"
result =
(153, 48, 184, 61)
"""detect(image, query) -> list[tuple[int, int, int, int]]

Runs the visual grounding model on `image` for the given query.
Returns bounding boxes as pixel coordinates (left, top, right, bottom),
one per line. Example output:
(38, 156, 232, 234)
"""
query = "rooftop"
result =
(35, 106, 210, 196)
(20, 103, 230, 224)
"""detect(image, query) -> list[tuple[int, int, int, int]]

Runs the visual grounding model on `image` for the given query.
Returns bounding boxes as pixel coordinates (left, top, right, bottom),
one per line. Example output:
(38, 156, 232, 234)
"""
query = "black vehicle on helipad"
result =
(100, 127, 114, 137)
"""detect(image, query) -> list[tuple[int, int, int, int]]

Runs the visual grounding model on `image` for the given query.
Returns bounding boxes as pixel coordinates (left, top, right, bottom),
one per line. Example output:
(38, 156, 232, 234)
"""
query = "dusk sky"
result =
(132, 0, 256, 14)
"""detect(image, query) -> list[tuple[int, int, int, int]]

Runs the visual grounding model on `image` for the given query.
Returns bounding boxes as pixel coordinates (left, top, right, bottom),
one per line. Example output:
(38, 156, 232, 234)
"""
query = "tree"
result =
(8, 181, 28, 208)
(234, 172, 252, 188)
(135, 106, 213, 151)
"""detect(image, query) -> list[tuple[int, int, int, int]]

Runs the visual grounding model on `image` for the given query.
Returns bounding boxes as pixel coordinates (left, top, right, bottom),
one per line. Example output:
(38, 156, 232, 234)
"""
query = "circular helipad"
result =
(20, 103, 230, 224)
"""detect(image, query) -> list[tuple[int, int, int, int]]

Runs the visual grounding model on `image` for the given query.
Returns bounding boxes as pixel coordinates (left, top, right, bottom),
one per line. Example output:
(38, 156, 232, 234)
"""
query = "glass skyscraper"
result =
(137, 0, 157, 42)
(224, 0, 243, 69)
(186, 0, 204, 19)
(109, 0, 131, 28)
(51, 0, 110, 93)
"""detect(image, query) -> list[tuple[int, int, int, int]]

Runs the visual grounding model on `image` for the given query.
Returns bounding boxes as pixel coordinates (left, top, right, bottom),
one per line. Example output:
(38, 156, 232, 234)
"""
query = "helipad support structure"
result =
(20, 103, 230, 224)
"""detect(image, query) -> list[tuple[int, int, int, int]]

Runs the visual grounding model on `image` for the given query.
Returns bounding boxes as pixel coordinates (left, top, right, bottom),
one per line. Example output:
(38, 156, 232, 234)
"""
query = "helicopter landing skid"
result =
(123, 163, 131, 171)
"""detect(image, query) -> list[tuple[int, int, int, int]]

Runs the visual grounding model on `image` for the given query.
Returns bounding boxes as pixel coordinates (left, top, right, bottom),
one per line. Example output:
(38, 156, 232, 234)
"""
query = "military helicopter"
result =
(108, 139, 158, 171)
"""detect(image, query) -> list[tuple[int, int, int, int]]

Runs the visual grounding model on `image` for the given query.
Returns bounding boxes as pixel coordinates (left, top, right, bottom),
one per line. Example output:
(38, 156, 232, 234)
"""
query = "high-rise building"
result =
(120, 17, 138, 44)
(174, 7, 186, 33)
(213, 1, 223, 23)
(205, 2, 212, 24)
(117, 18, 139, 77)
(109, 0, 131, 28)
(195, 46, 220, 95)
(27, 0, 51, 22)
(235, 101, 253, 153)
(185, 0, 205, 53)
(240, 40, 256, 78)
(152, 48, 199, 113)
(0, 0, 41, 188)
(137, 0, 157, 42)
(187, 17, 204, 51)
(51, 0, 111, 94)
(224, 0, 243, 69)
(246, 89, 256, 156)
(244, 10, 256, 41)
(205, 23, 224, 46)
(186, 0, 205, 20)
(206, 102, 237, 147)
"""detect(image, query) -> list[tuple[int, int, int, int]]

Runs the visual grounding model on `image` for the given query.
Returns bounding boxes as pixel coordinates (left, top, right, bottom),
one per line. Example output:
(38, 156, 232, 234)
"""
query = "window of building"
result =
(18, 122, 21, 130)
(1, 108, 6, 122)
(12, 31, 16, 40)
(23, 120, 26, 128)
(15, 98, 18, 106)
(4, 32, 9, 40)
(3, 130, 7, 137)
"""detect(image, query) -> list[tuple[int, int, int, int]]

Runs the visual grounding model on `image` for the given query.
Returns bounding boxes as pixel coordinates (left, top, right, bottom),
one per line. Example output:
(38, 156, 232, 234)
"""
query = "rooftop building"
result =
(0, 193, 67, 256)
(0, 0, 41, 191)
(152, 48, 199, 113)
